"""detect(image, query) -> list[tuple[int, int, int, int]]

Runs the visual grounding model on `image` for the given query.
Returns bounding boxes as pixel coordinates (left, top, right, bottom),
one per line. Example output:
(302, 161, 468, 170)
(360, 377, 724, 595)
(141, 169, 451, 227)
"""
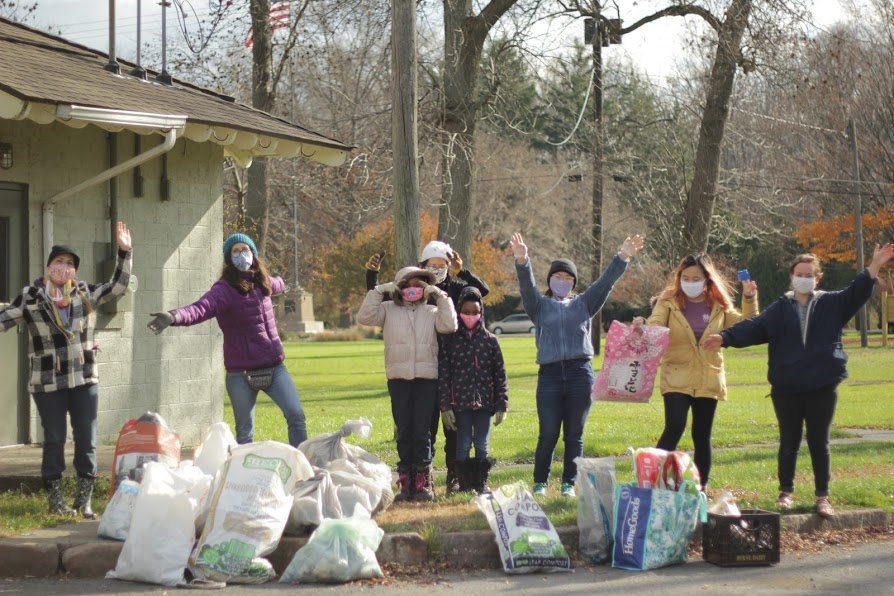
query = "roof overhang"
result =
(0, 90, 348, 168)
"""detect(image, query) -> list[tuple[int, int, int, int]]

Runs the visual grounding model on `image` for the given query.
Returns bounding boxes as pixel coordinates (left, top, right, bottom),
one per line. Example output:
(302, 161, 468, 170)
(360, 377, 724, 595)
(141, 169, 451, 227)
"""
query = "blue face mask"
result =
(232, 250, 253, 272)
(549, 278, 574, 298)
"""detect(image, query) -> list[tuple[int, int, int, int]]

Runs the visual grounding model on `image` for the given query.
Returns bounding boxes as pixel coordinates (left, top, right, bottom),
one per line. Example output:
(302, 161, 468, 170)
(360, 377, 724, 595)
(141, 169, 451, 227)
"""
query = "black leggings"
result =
(771, 384, 838, 497)
(656, 392, 718, 487)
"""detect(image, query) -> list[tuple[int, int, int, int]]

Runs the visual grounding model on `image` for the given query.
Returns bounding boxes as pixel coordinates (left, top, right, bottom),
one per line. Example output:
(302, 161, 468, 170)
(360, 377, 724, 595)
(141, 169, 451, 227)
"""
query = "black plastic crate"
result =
(703, 509, 780, 566)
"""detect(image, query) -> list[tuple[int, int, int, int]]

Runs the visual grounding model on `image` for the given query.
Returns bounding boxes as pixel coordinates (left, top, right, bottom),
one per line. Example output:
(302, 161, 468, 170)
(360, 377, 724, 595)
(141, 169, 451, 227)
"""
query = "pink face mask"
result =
(48, 263, 76, 286)
(459, 313, 481, 330)
(402, 287, 424, 302)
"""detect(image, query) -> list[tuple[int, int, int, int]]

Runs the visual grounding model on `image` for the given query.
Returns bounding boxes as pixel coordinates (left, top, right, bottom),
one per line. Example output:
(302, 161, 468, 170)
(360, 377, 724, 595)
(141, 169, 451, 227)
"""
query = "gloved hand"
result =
(442, 409, 457, 431)
(449, 251, 463, 276)
(494, 411, 506, 426)
(148, 311, 176, 335)
(365, 253, 383, 272)
(376, 282, 398, 294)
(423, 283, 443, 299)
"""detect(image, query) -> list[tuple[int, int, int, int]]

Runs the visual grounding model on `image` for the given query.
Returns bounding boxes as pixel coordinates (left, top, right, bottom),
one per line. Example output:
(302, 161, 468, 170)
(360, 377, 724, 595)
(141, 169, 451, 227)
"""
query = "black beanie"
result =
(547, 258, 577, 288)
(47, 245, 80, 270)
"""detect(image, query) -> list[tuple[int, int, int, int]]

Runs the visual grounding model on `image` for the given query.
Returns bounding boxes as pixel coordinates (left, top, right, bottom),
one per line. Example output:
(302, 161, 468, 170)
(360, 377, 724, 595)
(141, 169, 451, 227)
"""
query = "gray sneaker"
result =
(532, 482, 547, 496)
(560, 482, 576, 498)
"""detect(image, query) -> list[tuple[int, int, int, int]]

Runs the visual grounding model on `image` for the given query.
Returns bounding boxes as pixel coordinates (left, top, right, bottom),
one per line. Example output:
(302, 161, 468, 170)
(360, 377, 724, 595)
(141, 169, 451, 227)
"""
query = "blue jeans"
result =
(455, 409, 492, 461)
(32, 383, 99, 480)
(225, 363, 307, 447)
(388, 378, 437, 471)
(533, 359, 595, 485)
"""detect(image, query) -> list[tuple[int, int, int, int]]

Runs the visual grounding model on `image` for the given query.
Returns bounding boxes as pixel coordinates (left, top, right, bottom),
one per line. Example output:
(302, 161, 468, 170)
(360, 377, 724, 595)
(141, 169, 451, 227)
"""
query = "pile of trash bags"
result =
(101, 415, 391, 587)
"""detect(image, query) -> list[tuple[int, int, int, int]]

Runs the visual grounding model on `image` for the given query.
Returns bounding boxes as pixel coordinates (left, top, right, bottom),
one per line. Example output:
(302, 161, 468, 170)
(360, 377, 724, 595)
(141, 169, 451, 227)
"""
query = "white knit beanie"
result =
(419, 240, 452, 264)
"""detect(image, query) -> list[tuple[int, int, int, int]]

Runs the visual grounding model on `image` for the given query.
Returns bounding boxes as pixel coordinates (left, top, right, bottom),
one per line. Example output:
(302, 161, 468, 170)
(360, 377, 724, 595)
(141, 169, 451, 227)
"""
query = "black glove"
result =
(148, 311, 176, 335)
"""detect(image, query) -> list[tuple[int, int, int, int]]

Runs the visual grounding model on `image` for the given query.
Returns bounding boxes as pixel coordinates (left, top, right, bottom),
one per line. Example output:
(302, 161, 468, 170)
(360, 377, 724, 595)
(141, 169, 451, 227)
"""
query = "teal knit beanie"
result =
(223, 233, 258, 261)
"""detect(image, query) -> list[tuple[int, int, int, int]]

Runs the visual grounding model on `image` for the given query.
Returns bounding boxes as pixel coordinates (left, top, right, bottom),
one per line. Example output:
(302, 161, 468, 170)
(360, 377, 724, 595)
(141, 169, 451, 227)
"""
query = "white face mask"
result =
(426, 266, 448, 284)
(792, 276, 817, 294)
(680, 280, 705, 298)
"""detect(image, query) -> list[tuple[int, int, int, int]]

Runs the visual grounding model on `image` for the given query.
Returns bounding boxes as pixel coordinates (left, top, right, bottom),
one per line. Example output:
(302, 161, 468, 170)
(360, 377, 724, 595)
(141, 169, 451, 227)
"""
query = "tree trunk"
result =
(438, 0, 517, 265)
(392, 0, 420, 269)
(248, 0, 275, 257)
(682, 0, 752, 254)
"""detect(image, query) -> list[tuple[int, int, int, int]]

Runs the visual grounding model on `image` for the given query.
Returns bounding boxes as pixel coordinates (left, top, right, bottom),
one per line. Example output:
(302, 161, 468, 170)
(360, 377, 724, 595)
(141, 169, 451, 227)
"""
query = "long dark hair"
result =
(220, 252, 272, 296)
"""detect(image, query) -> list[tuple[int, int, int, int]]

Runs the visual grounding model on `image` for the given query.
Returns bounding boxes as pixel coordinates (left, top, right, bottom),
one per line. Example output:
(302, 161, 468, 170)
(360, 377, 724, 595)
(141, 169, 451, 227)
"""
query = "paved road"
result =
(4, 538, 893, 595)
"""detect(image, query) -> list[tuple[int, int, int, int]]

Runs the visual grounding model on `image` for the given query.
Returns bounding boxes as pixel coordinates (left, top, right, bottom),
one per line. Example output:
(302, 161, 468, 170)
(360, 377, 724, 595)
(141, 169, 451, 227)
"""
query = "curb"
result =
(0, 509, 889, 579)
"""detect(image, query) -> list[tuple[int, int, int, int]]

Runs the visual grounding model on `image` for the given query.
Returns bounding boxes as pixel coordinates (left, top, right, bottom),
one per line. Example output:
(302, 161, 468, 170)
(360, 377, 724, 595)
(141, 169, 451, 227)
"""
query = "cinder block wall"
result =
(5, 120, 225, 447)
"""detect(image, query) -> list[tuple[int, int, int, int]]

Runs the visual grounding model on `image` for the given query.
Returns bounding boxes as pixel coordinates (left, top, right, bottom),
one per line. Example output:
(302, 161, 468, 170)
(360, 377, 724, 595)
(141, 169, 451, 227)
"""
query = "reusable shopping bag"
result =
(611, 480, 707, 571)
(592, 320, 669, 403)
(575, 457, 617, 563)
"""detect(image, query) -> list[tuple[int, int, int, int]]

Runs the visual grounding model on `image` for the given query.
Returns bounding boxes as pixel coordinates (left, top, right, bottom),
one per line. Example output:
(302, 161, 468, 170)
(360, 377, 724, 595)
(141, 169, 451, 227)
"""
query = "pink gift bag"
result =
(592, 320, 669, 403)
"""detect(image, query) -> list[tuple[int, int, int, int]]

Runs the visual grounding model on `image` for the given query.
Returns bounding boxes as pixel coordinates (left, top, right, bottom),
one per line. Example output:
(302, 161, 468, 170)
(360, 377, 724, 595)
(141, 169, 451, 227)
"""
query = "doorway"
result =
(0, 182, 28, 446)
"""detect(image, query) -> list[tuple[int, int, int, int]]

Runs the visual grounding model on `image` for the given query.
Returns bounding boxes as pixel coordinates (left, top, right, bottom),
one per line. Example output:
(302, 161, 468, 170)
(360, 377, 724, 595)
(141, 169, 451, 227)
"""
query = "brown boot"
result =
(394, 470, 413, 502)
(413, 467, 434, 501)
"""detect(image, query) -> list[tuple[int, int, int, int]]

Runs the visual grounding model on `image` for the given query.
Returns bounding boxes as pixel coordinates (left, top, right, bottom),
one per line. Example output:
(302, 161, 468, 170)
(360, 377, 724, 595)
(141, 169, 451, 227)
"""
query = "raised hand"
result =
(376, 282, 398, 295)
(742, 279, 758, 298)
(868, 242, 894, 279)
(449, 251, 463, 276)
(117, 222, 132, 251)
(619, 234, 645, 260)
(510, 233, 528, 262)
(423, 283, 443, 299)
(364, 253, 383, 272)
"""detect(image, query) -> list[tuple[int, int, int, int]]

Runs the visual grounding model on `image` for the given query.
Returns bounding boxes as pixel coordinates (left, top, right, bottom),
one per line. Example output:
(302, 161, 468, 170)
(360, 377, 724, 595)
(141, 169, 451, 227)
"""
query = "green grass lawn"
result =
(2, 334, 892, 537)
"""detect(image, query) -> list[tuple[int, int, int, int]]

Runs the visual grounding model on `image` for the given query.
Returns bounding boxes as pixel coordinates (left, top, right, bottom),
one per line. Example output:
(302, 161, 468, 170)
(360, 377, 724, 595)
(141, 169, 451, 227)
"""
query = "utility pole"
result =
(847, 118, 868, 347)
(391, 0, 420, 269)
(584, 14, 620, 354)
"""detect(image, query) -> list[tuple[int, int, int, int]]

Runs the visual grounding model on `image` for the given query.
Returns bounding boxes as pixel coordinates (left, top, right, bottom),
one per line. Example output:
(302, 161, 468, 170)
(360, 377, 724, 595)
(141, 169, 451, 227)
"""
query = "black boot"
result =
(475, 457, 496, 494)
(45, 478, 73, 516)
(456, 460, 474, 493)
(73, 476, 97, 519)
(446, 462, 460, 495)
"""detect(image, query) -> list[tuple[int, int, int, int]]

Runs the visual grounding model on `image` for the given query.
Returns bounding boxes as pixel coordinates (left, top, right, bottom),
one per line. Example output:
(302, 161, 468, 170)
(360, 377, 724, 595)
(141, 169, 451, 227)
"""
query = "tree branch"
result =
(621, 4, 721, 35)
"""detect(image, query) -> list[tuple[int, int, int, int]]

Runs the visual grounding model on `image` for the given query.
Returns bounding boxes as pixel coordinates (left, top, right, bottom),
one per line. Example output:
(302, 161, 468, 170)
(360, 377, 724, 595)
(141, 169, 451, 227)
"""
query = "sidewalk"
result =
(0, 429, 892, 579)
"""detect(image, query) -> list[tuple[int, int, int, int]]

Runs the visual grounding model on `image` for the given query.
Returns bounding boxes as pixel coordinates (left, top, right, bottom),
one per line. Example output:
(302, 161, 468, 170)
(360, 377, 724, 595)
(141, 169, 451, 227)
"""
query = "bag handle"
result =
(678, 479, 708, 523)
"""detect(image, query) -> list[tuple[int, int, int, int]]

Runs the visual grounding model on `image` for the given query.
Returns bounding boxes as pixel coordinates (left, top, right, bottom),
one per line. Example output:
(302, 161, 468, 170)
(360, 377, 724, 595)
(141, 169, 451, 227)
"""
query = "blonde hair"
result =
(656, 253, 735, 311)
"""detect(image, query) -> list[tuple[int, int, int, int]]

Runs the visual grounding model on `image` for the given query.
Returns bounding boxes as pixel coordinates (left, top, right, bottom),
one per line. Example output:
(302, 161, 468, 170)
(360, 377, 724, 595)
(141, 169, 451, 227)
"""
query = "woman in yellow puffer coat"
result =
(634, 254, 758, 489)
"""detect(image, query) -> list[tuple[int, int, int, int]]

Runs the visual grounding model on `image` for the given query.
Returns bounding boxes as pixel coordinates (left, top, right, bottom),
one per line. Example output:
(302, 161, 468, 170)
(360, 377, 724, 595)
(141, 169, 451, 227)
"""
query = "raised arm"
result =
(85, 221, 132, 308)
(511, 233, 542, 321)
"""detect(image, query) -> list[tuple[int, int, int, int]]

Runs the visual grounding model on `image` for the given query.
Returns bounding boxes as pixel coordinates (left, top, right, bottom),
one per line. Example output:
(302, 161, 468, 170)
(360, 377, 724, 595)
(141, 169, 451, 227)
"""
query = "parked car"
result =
(488, 313, 535, 335)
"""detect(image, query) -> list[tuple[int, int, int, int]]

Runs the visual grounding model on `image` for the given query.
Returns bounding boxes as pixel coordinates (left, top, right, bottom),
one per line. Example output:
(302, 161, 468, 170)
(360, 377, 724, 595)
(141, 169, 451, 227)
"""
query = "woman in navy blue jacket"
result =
(704, 243, 893, 517)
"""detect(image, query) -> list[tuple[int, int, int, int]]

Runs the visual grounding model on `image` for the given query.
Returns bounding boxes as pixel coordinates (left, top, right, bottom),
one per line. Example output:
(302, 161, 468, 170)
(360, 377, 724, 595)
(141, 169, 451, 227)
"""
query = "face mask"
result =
(426, 266, 448, 284)
(48, 263, 76, 286)
(792, 276, 817, 294)
(680, 280, 706, 298)
(549, 278, 574, 298)
(232, 250, 253, 272)
(460, 313, 481, 330)
(402, 287, 424, 302)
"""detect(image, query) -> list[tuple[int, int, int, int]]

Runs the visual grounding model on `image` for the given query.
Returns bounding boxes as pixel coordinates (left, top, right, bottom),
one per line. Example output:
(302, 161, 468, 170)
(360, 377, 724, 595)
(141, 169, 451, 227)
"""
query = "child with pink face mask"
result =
(437, 286, 508, 494)
(358, 267, 457, 501)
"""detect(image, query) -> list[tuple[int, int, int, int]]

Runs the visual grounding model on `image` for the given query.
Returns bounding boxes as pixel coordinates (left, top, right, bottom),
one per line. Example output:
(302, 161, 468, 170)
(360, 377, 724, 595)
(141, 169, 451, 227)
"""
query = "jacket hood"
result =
(394, 266, 436, 286)
(784, 290, 827, 301)
(458, 286, 484, 312)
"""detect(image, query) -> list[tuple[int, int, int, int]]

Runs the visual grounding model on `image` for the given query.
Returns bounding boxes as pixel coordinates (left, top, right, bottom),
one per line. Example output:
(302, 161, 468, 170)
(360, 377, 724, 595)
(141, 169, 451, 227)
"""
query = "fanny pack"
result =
(243, 366, 275, 391)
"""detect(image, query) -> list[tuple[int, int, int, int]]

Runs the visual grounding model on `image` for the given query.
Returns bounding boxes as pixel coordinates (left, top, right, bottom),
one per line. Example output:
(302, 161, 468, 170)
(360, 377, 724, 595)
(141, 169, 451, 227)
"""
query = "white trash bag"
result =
(280, 505, 384, 584)
(298, 418, 394, 514)
(97, 479, 140, 541)
(190, 441, 313, 584)
(474, 481, 572, 574)
(286, 469, 344, 533)
(194, 422, 237, 477)
(107, 462, 212, 586)
(575, 456, 617, 563)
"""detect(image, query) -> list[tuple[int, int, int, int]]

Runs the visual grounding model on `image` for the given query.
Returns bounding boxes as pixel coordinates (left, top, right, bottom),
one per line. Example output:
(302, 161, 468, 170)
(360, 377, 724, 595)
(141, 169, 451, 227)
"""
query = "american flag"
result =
(246, 2, 291, 48)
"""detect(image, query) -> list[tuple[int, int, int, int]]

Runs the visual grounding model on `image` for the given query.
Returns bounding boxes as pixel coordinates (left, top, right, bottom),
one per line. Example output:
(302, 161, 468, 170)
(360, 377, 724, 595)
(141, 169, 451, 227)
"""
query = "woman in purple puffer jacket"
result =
(147, 233, 306, 447)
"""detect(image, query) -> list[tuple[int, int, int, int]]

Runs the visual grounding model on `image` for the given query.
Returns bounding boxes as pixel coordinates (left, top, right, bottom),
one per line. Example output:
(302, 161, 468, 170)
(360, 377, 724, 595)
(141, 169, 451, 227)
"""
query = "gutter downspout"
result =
(43, 127, 179, 263)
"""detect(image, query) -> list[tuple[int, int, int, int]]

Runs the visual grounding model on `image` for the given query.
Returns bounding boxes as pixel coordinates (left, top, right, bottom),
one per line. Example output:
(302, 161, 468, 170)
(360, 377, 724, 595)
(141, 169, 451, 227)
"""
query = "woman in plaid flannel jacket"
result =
(0, 221, 132, 517)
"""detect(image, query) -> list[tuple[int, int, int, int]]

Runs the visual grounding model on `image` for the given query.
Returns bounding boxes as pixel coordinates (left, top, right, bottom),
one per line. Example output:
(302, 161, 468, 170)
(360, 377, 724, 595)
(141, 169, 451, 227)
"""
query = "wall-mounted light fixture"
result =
(0, 143, 12, 170)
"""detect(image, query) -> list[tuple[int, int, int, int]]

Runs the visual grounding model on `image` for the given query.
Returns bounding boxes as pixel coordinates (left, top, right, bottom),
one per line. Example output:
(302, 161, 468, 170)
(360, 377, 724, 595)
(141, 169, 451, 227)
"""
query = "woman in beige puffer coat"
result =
(358, 266, 457, 501)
